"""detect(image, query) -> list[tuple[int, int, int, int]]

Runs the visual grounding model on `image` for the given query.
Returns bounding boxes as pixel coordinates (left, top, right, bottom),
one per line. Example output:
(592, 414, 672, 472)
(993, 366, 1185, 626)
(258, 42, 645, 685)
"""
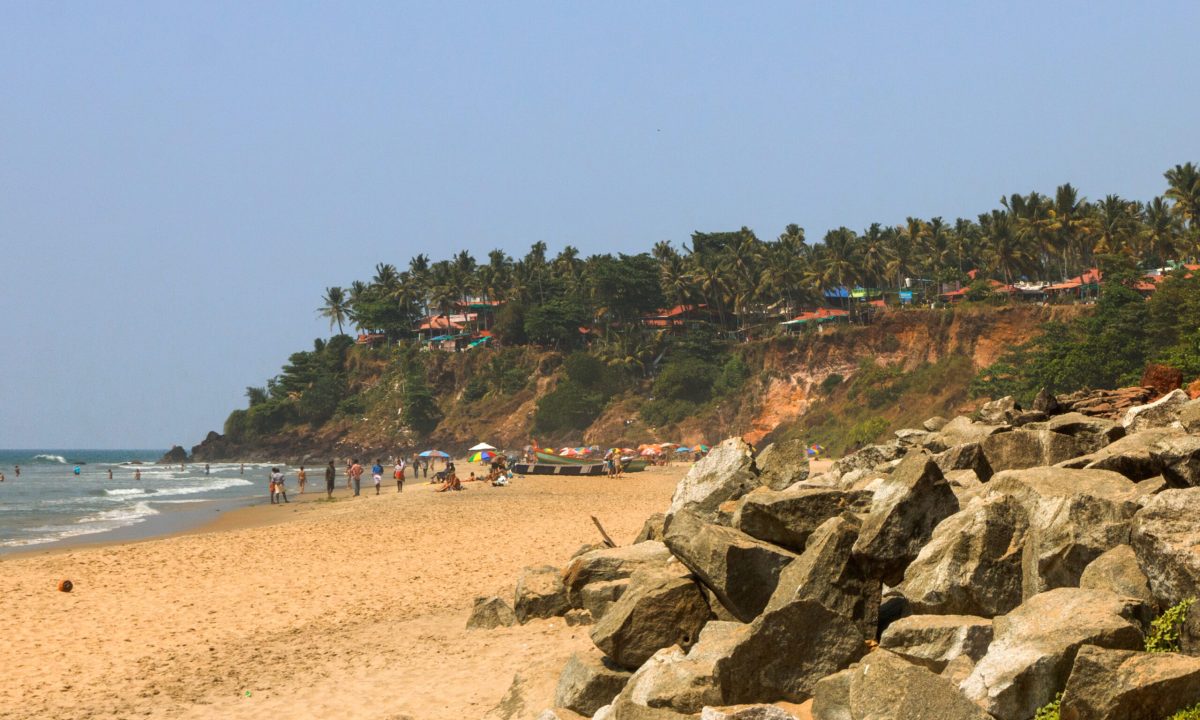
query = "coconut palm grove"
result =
(227, 163, 1200, 446)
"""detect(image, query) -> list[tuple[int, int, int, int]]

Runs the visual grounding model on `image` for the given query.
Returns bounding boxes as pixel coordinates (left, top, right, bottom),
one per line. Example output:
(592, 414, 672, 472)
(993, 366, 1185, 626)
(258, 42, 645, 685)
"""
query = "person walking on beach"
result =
(394, 458, 405, 493)
(350, 459, 363, 497)
(371, 459, 383, 495)
(297, 465, 307, 494)
(271, 467, 288, 504)
(325, 460, 336, 499)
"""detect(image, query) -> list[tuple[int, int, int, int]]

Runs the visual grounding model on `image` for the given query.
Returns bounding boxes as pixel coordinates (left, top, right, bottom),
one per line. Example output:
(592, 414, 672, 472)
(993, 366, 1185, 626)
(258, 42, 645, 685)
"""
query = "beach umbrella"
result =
(419, 449, 450, 458)
(675, 446, 691, 453)
(468, 442, 497, 452)
(640, 447, 661, 456)
(695, 444, 710, 452)
(660, 442, 680, 448)
(469, 450, 495, 462)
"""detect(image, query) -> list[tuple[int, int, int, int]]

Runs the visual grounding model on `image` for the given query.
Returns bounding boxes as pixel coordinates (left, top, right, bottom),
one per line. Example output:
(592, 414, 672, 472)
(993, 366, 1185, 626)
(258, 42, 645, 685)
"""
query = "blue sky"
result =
(2, 2, 1198, 448)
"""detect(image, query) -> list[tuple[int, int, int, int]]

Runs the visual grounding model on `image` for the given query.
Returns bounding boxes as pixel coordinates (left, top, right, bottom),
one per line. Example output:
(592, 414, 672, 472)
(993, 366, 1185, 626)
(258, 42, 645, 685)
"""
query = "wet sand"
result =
(0, 464, 687, 719)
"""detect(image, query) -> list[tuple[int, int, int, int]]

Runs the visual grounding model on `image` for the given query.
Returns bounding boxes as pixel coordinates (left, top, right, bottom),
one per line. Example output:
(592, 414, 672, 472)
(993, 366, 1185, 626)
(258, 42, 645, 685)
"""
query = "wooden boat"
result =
(514, 462, 605, 476)
(534, 451, 595, 465)
(621, 459, 648, 472)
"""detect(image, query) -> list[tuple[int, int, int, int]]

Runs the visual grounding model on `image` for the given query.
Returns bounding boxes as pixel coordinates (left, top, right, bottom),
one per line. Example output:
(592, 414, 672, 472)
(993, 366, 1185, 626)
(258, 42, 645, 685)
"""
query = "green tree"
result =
(318, 286, 350, 335)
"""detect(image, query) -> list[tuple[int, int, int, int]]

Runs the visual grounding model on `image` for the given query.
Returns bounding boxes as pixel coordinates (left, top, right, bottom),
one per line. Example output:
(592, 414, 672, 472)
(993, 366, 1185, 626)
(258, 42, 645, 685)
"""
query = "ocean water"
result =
(0, 449, 275, 550)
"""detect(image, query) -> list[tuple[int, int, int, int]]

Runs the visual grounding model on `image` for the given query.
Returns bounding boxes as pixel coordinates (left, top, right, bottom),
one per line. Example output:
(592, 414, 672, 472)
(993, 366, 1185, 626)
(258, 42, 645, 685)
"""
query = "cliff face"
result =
(189, 305, 1084, 463)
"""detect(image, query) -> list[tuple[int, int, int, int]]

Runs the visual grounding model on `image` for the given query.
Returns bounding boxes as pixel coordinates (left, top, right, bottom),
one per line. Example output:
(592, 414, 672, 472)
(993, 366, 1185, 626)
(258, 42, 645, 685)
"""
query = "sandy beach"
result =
(0, 464, 689, 720)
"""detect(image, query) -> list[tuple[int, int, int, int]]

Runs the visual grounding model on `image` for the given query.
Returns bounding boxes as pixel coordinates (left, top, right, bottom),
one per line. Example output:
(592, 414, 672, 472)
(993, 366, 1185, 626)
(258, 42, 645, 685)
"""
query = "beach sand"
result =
(0, 464, 687, 719)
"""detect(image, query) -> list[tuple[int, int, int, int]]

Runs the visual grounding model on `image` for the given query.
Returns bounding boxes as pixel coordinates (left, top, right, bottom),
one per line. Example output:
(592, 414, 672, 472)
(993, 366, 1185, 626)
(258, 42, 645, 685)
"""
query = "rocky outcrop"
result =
(555, 651, 634, 716)
(610, 621, 744, 716)
(467, 595, 517, 629)
(665, 438, 759, 525)
(897, 494, 1028, 617)
(812, 649, 993, 720)
(563, 542, 673, 606)
(634, 514, 667, 544)
(732, 486, 870, 553)
(1131, 488, 1200, 606)
(879, 615, 994, 673)
(1057, 386, 1155, 420)
(1060, 645, 1200, 720)
(159, 445, 188, 464)
(514, 565, 568, 623)
(960, 588, 1147, 720)
(665, 509, 798, 622)
(979, 428, 1087, 473)
(851, 455, 959, 586)
(753, 439, 811, 491)
(1059, 427, 1180, 480)
(1123, 388, 1190, 432)
(590, 569, 711, 670)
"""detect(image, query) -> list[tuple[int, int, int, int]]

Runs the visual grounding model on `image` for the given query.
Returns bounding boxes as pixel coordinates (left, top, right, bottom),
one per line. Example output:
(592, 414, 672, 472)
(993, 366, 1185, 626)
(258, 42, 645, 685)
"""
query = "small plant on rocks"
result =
(1168, 702, 1200, 719)
(1146, 597, 1196, 653)
(1033, 693, 1061, 720)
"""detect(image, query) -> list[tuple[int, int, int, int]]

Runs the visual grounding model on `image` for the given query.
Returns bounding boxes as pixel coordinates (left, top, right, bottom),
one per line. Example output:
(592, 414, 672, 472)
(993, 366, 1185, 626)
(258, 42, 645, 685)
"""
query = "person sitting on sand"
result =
(436, 472, 462, 492)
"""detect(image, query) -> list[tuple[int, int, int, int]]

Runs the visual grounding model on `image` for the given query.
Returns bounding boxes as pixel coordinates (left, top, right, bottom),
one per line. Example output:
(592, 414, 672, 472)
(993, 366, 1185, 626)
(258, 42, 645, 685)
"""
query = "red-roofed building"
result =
(641, 304, 714, 329)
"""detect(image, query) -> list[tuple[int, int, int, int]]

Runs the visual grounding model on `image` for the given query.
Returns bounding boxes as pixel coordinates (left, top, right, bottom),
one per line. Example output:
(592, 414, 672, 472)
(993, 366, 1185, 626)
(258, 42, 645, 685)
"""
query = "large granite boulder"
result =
(1057, 386, 1155, 420)
(879, 615, 994, 673)
(923, 416, 950, 432)
(1151, 435, 1200, 488)
(812, 649, 993, 720)
(590, 569, 711, 670)
(1042, 412, 1125, 452)
(580, 579, 631, 621)
(1079, 545, 1156, 606)
(732, 486, 870, 553)
(1131, 488, 1200, 606)
(634, 513, 667, 544)
(1122, 388, 1189, 432)
(754, 439, 811, 491)
(851, 454, 959, 585)
(514, 565, 569, 623)
(1178, 399, 1200, 433)
(931, 442, 993, 482)
(563, 542, 673, 605)
(979, 429, 1088, 473)
(666, 438, 759, 525)
(764, 514, 880, 640)
(699, 706, 799, 720)
(897, 494, 1028, 617)
(978, 396, 1020, 425)
(1059, 427, 1180, 480)
(960, 588, 1147, 720)
(829, 442, 905, 478)
(467, 595, 518, 629)
(928, 416, 1009, 452)
(611, 621, 744, 715)
(665, 509, 798, 622)
(987, 466, 1139, 598)
(555, 651, 635, 717)
(1060, 645, 1200, 720)
(714, 598, 866, 704)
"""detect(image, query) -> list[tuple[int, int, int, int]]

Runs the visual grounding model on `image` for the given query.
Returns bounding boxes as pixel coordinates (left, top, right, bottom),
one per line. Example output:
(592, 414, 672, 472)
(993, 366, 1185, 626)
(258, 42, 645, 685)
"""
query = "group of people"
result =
(263, 452, 513, 503)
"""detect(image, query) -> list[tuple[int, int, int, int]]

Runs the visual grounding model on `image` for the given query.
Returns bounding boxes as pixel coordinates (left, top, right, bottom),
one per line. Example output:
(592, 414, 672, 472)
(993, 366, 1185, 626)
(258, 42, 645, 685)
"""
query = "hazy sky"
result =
(2, 2, 1198, 449)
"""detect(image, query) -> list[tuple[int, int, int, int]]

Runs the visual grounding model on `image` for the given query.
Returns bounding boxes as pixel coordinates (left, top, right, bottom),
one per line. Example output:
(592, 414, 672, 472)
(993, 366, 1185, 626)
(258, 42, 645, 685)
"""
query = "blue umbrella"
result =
(419, 450, 450, 458)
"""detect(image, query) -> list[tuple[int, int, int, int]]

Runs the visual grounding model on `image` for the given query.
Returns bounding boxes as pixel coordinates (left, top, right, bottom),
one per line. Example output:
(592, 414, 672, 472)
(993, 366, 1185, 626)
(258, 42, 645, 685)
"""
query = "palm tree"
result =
(317, 286, 350, 335)
(1141, 197, 1183, 264)
(1094, 195, 1139, 256)
(980, 209, 1030, 287)
(1165, 162, 1200, 230)
(857, 223, 894, 289)
(1048, 183, 1094, 278)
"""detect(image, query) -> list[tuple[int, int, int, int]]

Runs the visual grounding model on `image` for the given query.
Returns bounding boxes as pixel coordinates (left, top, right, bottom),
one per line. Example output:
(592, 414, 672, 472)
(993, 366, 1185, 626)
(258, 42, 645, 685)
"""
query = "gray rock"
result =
(830, 443, 905, 478)
(485, 673, 532, 720)
(852, 454, 959, 586)
(978, 396, 1020, 425)
(1060, 645, 1200, 720)
(666, 438, 759, 525)
(635, 513, 667, 543)
(614, 621, 744, 715)
(590, 569, 711, 670)
(564, 542, 673, 606)
(715, 598, 866, 704)
(1043, 411, 1125, 452)
(897, 494, 1028, 617)
(979, 428, 1088, 473)
(665, 509, 798, 622)
(1032, 387, 1060, 414)
(1122, 388, 1189, 432)
(514, 565, 568, 623)
(580, 579, 631, 621)
(1151, 435, 1200, 488)
(931, 442, 993, 482)
(894, 428, 933, 448)
(732, 485, 871, 553)
(880, 615, 994, 673)
(1059, 427, 1181, 480)
(923, 416, 949, 432)
(754, 439, 811, 491)
(565, 608, 594, 626)
(555, 651, 634, 716)
(1179, 399, 1200, 433)
(536, 709, 589, 720)
(765, 514, 880, 641)
(1131, 488, 1200, 606)
(960, 588, 1148, 720)
(987, 466, 1139, 599)
(1079, 545, 1156, 607)
(929, 416, 1009, 452)
(812, 649, 993, 720)
(467, 595, 518, 629)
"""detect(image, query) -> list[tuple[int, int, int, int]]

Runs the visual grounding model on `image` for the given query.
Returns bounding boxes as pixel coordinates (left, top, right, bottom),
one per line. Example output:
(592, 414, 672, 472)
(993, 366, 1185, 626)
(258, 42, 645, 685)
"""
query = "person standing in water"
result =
(107, 468, 113, 480)
(324, 460, 336, 499)
(135, 468, 141, 481)
(205, 463, 210, 475)
(240, 463, 244, 475)
(297, 465, 307, 494)
(14, 465, 19, 478)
